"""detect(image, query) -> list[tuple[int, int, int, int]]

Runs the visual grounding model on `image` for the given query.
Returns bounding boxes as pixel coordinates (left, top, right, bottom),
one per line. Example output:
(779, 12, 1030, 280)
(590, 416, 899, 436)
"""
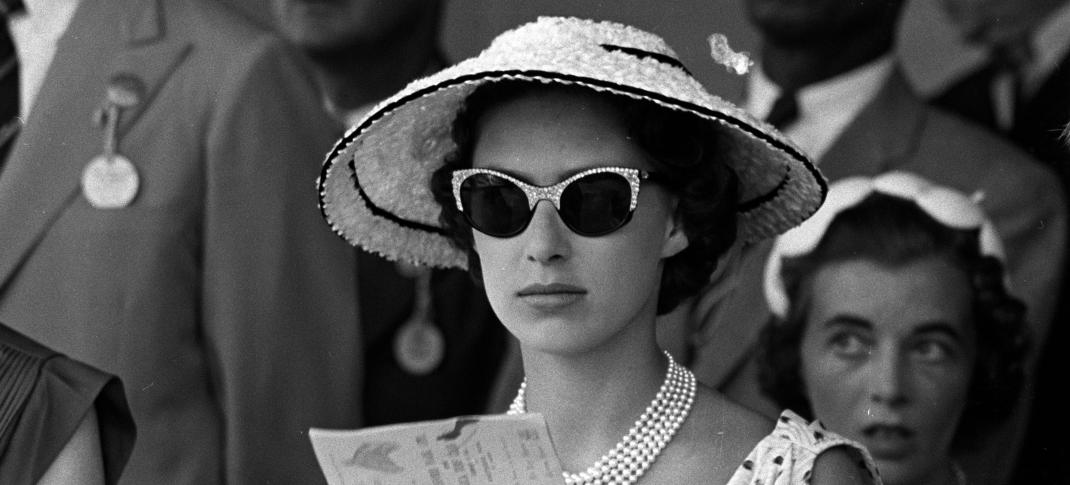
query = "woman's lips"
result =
(517, 283, 587, 309)
(860, 424, 916, 460)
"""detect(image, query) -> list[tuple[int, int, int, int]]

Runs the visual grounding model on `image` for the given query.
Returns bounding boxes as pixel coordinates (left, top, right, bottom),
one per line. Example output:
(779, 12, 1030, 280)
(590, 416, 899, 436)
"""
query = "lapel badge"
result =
(83, 74, 146, 209)
(393, 267, 446, 375)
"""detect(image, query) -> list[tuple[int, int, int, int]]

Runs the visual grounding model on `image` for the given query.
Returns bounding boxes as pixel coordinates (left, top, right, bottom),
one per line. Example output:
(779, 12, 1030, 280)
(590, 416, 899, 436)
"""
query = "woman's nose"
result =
(523, 201, 571, 264)
(867, 351, 910, 408)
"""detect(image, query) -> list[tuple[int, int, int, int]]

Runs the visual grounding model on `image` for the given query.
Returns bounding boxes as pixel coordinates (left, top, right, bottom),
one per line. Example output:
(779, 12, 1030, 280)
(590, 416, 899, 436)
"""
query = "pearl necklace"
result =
(506, 351, 697, 485)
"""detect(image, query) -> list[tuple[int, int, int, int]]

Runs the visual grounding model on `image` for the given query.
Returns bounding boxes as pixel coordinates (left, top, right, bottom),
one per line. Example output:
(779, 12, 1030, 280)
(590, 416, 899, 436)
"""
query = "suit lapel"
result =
(0, 0, 190, 292)
(819, 69, 926, 180)
(690, 238, 773, 386)
(109, 0, 192, 136)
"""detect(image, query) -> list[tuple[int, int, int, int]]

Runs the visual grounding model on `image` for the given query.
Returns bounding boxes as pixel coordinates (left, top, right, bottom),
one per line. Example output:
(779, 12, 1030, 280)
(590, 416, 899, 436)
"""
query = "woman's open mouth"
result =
(860, 424, 916, 460)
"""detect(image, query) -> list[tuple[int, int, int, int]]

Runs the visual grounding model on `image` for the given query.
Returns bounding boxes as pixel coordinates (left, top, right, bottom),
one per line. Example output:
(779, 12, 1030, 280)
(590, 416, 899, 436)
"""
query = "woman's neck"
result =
(519, 340, 668, 473)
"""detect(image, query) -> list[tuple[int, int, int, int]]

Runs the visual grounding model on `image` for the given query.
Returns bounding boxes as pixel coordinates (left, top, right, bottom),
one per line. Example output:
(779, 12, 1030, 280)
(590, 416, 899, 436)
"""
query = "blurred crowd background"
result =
(227, 0, 988, 100)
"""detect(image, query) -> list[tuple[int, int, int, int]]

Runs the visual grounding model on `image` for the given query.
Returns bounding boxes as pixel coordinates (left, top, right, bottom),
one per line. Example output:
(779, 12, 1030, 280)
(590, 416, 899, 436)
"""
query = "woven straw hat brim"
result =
(318, 17, 826, 269)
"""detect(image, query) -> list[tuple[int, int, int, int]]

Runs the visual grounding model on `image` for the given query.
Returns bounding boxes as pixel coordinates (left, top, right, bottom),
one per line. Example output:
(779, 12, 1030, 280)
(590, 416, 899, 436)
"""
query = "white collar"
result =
(8, 0, 83, 118)
(747, 56, 895, 119)
(1025, 0, 1070, 93)
(324, 98, 375, 130)
(746, 56, 895, 161)
(10, 0, 76, 19)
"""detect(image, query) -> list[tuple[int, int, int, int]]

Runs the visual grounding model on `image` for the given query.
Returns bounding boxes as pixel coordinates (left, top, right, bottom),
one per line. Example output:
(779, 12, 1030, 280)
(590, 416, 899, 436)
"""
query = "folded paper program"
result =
(309, 414, 563, 485)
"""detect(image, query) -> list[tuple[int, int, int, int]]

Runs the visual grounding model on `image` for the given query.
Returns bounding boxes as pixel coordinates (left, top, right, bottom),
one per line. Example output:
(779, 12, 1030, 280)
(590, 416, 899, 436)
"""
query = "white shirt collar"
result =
(9, 0, 82, 118)
(746, 56, 895, 162)
(324, 98, 375, 130)
(1024, 0, 1070, 95)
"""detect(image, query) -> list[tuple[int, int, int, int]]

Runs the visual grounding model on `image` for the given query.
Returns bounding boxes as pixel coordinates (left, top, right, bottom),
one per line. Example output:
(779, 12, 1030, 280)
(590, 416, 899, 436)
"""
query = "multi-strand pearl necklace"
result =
(506, 351, 697, 485)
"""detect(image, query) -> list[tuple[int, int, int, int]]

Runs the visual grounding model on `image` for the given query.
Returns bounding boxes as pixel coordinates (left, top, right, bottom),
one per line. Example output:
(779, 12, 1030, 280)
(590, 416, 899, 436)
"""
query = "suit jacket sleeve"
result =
(201, 36, 362, 484)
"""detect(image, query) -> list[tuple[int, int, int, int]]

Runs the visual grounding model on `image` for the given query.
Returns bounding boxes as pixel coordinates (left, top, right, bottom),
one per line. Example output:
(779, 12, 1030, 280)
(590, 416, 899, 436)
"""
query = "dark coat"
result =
(935, 43, 1070, 485)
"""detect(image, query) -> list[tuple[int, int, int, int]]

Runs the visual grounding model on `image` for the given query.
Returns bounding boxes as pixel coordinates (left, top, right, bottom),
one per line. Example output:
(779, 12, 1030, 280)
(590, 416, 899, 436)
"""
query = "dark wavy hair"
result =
(757, 193, 1030, 450)
(429, 80, 739, 315)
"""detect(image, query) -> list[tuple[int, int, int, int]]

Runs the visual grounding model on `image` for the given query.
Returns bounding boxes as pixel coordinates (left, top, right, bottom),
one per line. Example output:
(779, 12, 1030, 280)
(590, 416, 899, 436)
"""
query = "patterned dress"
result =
(0, 324, 135, 484)
(726, 411, 881, 484)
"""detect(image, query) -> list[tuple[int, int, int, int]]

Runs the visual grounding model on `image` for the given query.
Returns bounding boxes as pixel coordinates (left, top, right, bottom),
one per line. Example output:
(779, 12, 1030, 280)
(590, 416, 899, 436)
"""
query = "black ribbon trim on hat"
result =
(737, 166, 789, 213)
(319, 68, 823, 231)
(348, 157, 448, 235)
(600, 44, 692, 75)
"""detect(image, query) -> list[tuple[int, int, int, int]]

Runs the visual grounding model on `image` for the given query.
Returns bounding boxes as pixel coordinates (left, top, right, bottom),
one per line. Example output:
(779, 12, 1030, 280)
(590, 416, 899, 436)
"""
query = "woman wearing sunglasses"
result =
(759, 173, 1029, 485)
(319, 17, 878, 484)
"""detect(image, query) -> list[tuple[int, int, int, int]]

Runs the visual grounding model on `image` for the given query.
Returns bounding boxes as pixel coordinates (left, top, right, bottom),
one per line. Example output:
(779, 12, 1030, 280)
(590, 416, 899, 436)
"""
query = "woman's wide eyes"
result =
(828, 331, 870, 357)
(911, 338, 956, 363)
(826, 332, 958, 363)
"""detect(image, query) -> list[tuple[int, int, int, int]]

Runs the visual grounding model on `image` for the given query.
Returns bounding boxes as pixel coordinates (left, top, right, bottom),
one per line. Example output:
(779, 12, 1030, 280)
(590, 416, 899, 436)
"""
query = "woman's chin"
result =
(510, 323, 599, 355)
(506, 318, 609, 356)
(870, 456, 941, 485)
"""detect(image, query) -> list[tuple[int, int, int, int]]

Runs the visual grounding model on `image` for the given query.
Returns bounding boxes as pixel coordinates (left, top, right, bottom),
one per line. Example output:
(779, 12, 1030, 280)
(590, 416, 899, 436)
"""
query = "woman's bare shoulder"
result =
(647, 385, 775, 483)
(650, 387, 878, 485)
(810, 446, 879, 485)
(689, 385, 775, 446)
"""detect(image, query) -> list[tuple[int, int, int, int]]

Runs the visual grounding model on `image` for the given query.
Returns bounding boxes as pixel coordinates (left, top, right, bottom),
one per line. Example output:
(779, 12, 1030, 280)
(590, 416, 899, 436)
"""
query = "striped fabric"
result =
(0, 337, 42, 456)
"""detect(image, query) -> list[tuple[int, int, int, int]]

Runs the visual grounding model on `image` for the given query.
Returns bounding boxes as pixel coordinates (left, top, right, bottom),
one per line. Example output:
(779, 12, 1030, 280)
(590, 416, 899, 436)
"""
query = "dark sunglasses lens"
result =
(459, 173, 531, 237)
(559, 172, 633, 236)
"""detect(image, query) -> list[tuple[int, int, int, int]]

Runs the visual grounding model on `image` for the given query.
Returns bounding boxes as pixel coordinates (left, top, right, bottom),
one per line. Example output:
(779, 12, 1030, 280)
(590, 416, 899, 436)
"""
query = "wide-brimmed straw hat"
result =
(318, 16, 825, 269)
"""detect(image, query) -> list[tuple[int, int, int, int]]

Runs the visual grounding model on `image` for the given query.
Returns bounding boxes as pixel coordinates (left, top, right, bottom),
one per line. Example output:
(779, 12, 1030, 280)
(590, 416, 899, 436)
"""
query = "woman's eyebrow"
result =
(821, 315, 872, 330)
(912, 322, 965, 341)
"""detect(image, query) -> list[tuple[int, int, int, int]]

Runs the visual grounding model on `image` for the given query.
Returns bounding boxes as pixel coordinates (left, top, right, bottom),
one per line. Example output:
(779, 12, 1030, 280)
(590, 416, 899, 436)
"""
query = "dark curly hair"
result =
(757, 193, 1030, 451)
(429, 80, 739, 315)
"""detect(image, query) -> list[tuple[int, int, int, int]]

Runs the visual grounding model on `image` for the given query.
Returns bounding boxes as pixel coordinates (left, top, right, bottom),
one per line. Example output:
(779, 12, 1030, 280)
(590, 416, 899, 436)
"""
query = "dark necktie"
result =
(0, 0, 23, 169)
(765, 90, 799, 130)
(989, 37, 1034, 130)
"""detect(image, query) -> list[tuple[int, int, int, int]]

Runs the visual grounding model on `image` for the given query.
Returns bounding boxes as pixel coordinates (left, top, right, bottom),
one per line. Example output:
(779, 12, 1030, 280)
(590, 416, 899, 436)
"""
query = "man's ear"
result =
(661, 213, 689, 258)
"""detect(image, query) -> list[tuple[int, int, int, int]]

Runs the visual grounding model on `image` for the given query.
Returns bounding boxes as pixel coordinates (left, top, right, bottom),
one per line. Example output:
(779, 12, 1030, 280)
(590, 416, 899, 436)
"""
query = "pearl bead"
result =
(506, 350, 697, 485)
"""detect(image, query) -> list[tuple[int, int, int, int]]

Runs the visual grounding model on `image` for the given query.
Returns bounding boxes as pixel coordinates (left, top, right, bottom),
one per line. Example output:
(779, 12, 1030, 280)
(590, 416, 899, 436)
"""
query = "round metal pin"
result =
(393, 318, 445, 376)
(82, 154, 140, 209)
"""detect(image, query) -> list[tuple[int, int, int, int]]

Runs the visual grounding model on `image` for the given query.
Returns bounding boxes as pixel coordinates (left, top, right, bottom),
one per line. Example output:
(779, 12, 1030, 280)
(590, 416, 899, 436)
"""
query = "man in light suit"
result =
(684, 0, 1067, 483)
(1, 0, 361, 482)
